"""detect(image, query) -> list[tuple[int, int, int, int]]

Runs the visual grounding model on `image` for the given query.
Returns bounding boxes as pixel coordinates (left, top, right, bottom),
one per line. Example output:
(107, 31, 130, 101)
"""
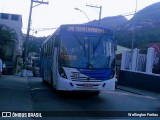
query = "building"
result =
(0, 12, 23, 55)
(0, 13, 23, 73)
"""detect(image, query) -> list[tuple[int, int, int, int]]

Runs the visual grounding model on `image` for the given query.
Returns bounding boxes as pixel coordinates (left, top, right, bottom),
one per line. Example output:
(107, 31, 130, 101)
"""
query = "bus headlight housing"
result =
(109, 70, 115, 79)
(58, 66, 67, 79)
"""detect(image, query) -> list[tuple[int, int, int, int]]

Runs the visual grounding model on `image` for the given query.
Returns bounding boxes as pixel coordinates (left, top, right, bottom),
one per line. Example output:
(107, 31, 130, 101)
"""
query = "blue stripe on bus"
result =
(76, 68, 113, 80)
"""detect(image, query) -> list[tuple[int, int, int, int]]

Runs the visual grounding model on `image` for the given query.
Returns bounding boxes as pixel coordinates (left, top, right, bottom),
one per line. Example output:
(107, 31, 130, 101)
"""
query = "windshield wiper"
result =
(93, 36, 103, 54)
(73, 35, 87, 57)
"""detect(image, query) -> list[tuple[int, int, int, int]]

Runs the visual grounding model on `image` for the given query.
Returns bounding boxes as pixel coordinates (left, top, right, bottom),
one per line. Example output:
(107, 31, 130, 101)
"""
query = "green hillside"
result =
(28, 2, 160, 53)
(114, 2, 160, 48)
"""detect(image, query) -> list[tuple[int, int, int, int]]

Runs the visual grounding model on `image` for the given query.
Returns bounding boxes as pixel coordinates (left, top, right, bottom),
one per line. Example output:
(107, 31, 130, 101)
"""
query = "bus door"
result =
(51, 48, 58, 88)
(51, 36, 59, 88)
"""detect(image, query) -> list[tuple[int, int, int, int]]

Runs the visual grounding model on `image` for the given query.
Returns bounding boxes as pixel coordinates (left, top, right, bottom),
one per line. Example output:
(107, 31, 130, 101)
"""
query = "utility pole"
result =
(86, 4, 102, 26)
(22, 0, 48, 77)
(131, 0, 138, 51)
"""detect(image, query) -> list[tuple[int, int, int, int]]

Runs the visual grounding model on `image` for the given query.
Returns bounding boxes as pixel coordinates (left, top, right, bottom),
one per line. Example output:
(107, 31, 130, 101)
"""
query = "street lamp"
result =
(74, 7, 90, 22)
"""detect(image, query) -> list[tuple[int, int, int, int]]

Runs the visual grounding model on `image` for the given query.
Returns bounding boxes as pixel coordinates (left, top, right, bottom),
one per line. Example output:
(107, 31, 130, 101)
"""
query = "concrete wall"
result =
(119, 70, 160, 92)
(119, 47, 160, 93)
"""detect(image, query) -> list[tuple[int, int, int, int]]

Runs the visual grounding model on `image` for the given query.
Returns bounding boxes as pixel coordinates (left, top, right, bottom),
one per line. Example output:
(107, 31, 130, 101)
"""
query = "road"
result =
(27, 76, 160, 120)
(0, 71, 160, 120)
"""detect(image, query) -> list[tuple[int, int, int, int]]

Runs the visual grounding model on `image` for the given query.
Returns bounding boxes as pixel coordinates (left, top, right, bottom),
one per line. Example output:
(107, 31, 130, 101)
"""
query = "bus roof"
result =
(43, 24, 114, 45)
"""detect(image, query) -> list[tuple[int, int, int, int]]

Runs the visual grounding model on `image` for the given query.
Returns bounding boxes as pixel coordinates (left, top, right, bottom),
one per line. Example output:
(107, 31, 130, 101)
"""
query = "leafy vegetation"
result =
(0, 24, 18, 45)
(0, 24, 18, 60)
(115, 2, 160, 49)
(28, 36, 46, 53)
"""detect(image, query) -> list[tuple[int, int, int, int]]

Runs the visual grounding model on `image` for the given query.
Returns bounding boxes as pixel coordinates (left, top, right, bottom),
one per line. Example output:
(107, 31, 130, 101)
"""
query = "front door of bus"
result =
(52, 47, 58, 88)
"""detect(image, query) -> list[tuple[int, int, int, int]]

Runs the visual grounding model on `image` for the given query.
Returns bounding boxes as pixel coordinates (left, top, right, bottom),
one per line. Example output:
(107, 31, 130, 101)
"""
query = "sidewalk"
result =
(0, 75, 33, 111)
(117, 85, 160, 99)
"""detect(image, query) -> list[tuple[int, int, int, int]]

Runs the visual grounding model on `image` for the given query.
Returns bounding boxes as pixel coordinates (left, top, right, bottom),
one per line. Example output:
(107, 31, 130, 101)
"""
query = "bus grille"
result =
(70, 72, 105, 82)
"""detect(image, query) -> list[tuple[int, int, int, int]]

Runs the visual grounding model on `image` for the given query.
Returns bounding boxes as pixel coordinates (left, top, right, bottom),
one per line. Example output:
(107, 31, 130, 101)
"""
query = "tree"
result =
(0, 24, 18, 44)
(0, 24, 18, 60)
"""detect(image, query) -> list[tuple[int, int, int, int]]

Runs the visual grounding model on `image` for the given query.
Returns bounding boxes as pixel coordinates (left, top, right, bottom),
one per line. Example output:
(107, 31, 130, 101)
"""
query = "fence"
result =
(119, 47, 160, 92)
(121, 47, 160, 75)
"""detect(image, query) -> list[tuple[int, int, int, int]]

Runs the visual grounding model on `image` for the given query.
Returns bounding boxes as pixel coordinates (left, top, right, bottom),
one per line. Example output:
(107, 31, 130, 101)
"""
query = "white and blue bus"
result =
(40, 24, 116, 95)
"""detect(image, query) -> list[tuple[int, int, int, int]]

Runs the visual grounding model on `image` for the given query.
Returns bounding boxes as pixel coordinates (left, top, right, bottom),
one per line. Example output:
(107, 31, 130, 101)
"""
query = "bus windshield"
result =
(59, 34, 115, 69)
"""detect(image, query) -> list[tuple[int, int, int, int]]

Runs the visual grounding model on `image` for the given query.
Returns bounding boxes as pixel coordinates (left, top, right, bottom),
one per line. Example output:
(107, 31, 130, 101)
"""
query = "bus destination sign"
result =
(67, 26, 105, 34)
(61, 25, 113, 35)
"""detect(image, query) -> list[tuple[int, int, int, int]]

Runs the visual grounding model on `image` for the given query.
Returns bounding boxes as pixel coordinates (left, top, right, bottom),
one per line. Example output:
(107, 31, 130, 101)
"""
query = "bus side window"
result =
(50, 39, 53, 55)
(45, 44, 47, 57)
(54, 35, 60, 47)
(47, 42, 50, 57)
(46, 42, 48, 57)
(51, 37, 54, 55)
(49, 39, 51, 56)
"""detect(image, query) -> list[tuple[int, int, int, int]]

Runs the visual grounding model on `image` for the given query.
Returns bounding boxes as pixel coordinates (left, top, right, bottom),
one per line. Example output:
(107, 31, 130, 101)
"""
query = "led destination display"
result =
(60, 25, 113, 35)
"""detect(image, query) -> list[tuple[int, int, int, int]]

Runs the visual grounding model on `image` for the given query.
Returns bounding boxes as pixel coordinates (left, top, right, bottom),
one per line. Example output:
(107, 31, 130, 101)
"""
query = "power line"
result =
(31, 27, 57, 31)
(22, 3, 160, 34)
(86, 4, 102, 25)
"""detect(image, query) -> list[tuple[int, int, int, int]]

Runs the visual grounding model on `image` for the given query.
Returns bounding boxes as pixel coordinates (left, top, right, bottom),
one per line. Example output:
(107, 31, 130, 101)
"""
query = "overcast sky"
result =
(0, 0, 160, 37)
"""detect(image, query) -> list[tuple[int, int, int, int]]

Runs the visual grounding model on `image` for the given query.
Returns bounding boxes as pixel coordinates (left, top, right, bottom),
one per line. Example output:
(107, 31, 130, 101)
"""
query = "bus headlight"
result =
(109, 70, 115, 79)
(58, 66, 67, 79)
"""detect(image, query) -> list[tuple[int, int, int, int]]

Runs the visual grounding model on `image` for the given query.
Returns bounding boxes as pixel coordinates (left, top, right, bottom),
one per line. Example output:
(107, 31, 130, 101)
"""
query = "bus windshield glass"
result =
(59, 34, 115, 69)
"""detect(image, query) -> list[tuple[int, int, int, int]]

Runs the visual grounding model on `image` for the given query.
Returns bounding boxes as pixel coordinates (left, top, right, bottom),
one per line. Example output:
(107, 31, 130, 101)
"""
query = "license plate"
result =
(83, 84, 93, 88)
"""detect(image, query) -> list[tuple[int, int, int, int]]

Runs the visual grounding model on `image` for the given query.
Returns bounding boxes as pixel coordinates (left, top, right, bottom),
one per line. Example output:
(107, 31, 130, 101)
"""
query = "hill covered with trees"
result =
(116, 2, 160, 48)
(28, 2, 160, 52)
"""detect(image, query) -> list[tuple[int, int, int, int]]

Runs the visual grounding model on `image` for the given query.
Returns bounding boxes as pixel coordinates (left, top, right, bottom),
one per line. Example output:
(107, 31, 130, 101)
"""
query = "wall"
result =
(119, 47, 160, 92)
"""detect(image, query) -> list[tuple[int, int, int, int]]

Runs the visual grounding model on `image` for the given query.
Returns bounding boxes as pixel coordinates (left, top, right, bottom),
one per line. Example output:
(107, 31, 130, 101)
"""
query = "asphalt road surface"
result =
(27, 76, 160, 120)
(0, 72, 160, 120)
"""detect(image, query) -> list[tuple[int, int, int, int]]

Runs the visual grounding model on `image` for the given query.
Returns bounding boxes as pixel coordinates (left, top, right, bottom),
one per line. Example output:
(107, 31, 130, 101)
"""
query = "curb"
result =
(116, 87, 143, 95)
